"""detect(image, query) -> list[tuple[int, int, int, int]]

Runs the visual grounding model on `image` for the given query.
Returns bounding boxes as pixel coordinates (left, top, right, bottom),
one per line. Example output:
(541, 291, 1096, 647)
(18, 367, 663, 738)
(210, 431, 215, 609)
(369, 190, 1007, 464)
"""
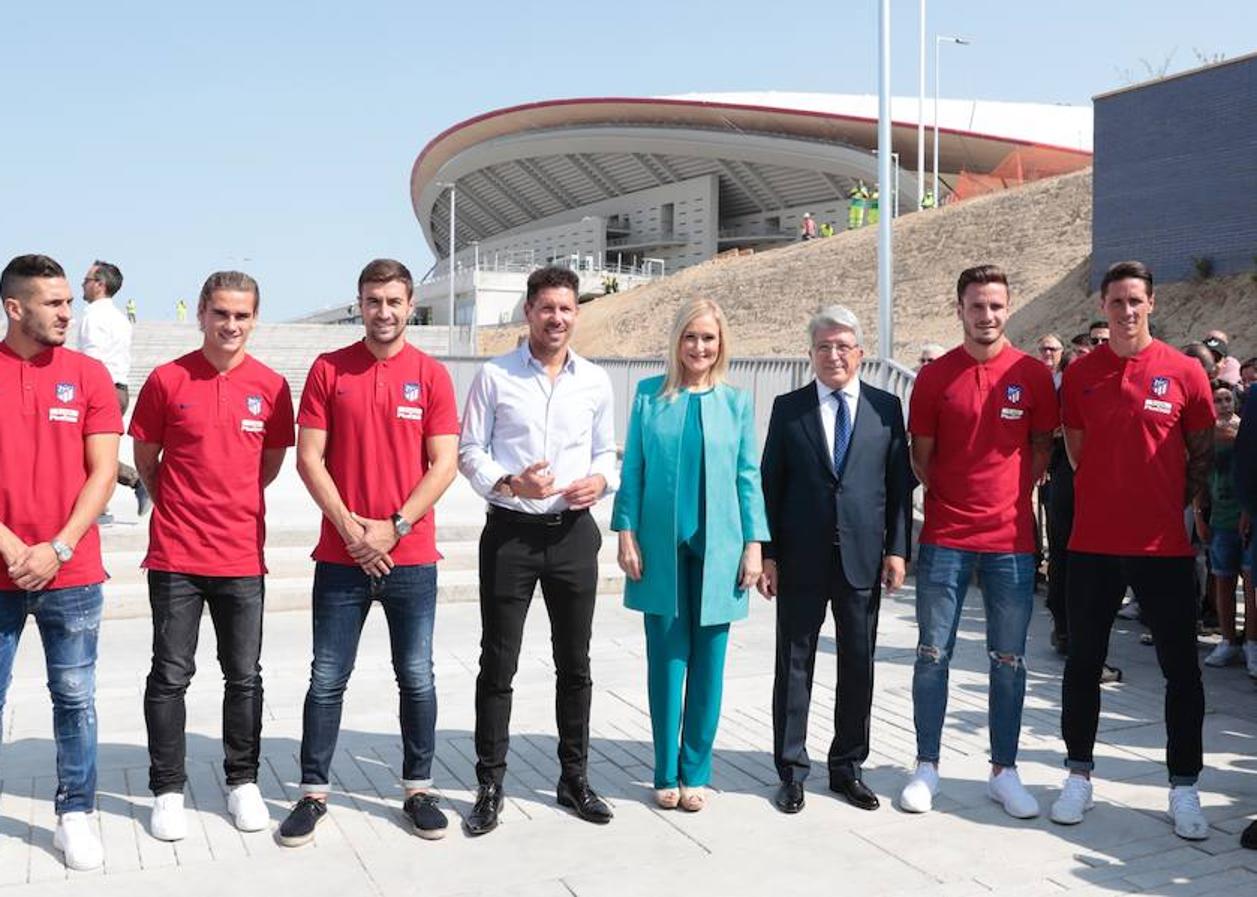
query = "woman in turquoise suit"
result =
(612, 297, 769, 812)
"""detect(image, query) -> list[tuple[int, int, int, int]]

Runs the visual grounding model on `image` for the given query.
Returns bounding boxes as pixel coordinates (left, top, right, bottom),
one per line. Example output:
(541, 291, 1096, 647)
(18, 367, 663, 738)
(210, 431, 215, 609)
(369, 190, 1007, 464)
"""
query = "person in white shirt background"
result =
(78, 260, 150, 520)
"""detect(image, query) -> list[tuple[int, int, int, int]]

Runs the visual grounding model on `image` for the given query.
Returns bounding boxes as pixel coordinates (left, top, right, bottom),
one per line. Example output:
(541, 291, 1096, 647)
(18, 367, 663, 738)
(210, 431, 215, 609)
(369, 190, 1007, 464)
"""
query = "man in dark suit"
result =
(759, 305, 913, 814)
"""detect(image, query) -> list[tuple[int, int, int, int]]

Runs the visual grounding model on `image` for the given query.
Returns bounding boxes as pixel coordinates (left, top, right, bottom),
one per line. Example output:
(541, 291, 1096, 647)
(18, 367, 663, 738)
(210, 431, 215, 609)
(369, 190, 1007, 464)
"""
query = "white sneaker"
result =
(988, 767, 1040, 819)
(1168, 785, 1210, 840)
(1049, 774, 1094, 825)
(898, 763, 940, 813)
(53, 812, 103, 870)
(227, 782, 270, 832)
(1116, 599, 1141, 620)
(1204, 642, 1242, 667)
(1243, 642, 1257, 679)
(150, 792, 188, 841)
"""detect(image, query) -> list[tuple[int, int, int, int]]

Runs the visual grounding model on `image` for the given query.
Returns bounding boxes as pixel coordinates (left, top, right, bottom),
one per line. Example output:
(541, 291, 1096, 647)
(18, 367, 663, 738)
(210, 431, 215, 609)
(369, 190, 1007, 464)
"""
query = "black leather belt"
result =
(487, 505, 587, 527)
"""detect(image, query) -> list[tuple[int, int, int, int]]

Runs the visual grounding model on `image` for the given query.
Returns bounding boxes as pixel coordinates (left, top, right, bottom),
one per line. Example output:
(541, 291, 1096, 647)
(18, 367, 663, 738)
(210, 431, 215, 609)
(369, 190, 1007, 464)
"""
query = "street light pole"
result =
(877, 0, 893, 362)
(933, 35, 971, 202)
(439, 182, 457, 355)
(917, 0, 926, 209)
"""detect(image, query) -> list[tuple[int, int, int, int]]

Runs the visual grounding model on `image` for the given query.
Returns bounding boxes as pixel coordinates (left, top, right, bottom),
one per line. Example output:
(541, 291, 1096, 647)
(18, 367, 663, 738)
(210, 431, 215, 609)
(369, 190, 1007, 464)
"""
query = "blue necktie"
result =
(832, 390, 851, 478)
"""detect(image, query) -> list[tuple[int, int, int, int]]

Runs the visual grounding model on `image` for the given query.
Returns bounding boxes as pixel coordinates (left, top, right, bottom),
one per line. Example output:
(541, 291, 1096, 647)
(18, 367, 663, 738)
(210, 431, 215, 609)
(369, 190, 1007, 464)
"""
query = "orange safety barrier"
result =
(950, 146, 1092, 202)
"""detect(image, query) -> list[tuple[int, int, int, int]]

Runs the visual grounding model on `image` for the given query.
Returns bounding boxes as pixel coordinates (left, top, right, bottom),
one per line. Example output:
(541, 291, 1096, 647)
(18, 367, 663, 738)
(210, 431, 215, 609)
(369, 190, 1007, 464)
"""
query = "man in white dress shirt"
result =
(458, 266, 618, 835)
(78, 261, 149, 518)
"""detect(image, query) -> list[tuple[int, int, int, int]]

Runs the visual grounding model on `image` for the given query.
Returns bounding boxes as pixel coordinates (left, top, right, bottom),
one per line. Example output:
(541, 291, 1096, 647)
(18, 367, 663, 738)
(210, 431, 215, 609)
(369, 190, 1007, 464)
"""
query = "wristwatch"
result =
(51, 540, 74, 563)
(493, 474, 516, 498)
(391, 513, 413, 538)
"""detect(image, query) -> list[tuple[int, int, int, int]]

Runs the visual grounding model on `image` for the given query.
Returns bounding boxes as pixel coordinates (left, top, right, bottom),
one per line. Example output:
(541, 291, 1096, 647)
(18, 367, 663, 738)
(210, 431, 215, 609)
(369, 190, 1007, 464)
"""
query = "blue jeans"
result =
(299, 562, 437, 791)
(911, 545, 1035, 768)
(0, 585, 103, 814)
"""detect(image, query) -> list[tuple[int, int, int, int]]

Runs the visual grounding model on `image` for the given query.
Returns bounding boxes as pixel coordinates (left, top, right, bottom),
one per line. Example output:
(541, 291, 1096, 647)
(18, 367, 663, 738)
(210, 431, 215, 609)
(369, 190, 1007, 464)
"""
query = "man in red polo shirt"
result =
(1051, 260, 1214, 840)
(900, 264, 1057, 819)
(0, 254, 122, 870)
(129, 270, 294, 842)
(279, 259, 459, 847)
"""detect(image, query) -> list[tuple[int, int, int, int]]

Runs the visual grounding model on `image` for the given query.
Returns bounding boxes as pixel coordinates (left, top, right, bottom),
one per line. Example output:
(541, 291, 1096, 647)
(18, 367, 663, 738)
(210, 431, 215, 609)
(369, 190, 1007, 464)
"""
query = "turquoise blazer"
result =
(611, 375, 771, 626)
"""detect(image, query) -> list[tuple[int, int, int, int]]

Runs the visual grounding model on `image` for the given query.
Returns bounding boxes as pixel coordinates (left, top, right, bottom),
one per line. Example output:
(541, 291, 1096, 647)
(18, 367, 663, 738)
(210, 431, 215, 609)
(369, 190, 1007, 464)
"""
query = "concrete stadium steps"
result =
(117, 322, 450, 398)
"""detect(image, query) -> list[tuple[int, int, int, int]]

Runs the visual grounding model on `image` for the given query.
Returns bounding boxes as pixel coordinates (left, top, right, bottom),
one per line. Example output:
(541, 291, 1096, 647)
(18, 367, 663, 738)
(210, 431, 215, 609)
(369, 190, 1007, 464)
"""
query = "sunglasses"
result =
(1089, 337, 1108, 346)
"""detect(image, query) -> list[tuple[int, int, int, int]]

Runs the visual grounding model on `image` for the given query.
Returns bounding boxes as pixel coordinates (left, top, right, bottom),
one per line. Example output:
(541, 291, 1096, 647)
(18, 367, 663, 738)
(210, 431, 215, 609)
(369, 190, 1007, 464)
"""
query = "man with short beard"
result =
(900, 264, 1058, 819)
(280, 259, 460, 846)
(458, 266, 618, 835)
(129, 271, 294, 841)
(0, 254, 122, 870)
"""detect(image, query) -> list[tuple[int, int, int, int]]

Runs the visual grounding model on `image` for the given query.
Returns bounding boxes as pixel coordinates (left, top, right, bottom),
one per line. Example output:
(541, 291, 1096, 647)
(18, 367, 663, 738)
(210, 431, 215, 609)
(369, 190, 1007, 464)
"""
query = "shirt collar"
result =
(519, 340, 578, 374)
(816, 377, 860, 403)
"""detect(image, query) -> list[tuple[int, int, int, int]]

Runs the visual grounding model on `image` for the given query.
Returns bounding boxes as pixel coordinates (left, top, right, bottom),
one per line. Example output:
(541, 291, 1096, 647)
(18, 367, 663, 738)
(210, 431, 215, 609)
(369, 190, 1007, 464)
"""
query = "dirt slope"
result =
(478, 168, 1257, 362)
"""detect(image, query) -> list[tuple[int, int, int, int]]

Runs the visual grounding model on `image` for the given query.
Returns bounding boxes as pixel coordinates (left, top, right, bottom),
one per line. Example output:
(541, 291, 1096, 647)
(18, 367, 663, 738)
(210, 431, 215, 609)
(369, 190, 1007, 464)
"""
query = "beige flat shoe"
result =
(679, 786, 707, 812)
(654, 788, 680, 809)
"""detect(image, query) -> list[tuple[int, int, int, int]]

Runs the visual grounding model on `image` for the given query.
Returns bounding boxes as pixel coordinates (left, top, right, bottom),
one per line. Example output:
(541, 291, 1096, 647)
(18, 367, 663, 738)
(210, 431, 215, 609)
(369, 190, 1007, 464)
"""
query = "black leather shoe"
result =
(775, 781, 805, 814)
(465, 782, 504, 836)
(830, 777, 880, 811)
(556, 778, 613, 824)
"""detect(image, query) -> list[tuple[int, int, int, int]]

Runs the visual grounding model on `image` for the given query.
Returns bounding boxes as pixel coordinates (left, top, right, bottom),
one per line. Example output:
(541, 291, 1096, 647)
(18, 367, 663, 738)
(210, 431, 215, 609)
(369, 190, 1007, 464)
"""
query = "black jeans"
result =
(144, 572, 265, 795)
(773, 547, 881, 785)
(1061, 552, 1204, 784)
(474, 508, 600, 786)
(1045, 453, 1075, 635)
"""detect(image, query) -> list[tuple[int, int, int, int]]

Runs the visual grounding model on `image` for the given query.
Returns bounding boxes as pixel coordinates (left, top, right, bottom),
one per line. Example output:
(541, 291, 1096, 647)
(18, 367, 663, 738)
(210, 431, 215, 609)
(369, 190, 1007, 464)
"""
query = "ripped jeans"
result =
(0, 584, 103, 814)
(911, 545, 1035, 768)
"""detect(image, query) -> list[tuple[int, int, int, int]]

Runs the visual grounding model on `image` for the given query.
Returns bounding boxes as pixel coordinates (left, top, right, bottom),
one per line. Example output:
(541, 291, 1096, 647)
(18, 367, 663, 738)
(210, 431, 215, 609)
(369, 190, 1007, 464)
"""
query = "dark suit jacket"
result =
(761, 379, 913, 601)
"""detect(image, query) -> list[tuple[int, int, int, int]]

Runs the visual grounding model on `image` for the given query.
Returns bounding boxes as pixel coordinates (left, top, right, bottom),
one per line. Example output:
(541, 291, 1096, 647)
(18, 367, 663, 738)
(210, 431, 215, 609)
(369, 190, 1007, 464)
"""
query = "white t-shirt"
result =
(76, 297, 132, 385)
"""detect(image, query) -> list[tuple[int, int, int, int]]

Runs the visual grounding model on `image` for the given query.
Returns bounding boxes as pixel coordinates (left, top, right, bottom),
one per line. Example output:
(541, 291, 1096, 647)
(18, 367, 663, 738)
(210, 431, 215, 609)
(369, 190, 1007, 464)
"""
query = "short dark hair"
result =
(1088, 320, 1108, 333)
(1069, 332, 1091, 348)
(526, 266, 580, 304)
(91, 260, 123, 297)
(956, 264, 1009, 302)
(358, 258, 413, 299)
(1, 254, 66, 301)
(198, 270, 260, 314)
(1241, 357, 1257, 372)
(1099, 260, 1154, 298)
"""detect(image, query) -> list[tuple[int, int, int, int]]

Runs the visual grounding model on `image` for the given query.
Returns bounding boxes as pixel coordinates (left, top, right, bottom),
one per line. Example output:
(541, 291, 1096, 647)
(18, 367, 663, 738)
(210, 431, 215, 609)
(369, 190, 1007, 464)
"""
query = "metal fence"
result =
(439, 355, 915, 449)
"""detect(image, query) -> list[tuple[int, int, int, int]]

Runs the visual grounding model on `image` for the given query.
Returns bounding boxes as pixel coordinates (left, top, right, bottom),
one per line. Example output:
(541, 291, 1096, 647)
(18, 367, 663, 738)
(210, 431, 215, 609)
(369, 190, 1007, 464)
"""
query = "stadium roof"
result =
(411, 92, 1093, 258)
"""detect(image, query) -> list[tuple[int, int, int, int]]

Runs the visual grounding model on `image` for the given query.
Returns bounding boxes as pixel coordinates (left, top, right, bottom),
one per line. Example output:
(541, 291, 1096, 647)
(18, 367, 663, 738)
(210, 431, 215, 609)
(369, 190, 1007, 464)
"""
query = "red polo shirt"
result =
(909, 343, 1058, 553)
(1061, 339, 1214, 557)
(129, 351, 295, 576)
(0, 344, 123, 591)
(297, 341, 459, 566)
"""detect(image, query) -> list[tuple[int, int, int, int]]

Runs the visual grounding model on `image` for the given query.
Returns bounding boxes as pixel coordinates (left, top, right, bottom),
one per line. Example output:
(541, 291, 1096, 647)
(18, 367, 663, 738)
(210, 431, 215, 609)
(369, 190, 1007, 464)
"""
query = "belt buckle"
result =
(542, 512, 563, 526)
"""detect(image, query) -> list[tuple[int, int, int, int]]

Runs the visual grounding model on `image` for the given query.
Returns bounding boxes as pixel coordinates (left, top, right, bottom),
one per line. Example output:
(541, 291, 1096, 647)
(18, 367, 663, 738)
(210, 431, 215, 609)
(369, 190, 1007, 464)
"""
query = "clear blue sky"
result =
(1, 1, 1250, 321)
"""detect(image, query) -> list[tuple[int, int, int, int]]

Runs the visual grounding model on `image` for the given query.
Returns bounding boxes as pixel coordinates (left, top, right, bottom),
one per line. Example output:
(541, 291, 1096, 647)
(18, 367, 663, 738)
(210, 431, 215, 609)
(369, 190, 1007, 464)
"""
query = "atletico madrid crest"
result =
(246, 395, 263, 416)
(1151, 376, 1169, 397)
(403, 382, 421, 402)
(55, 382, 75, 403)
(1005, 384, 1022, 404)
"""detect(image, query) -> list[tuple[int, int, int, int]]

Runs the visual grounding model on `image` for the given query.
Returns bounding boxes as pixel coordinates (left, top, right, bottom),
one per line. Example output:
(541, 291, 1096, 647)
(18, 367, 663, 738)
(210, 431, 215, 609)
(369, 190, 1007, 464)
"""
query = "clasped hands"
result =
(2, 532, 63, 593)
(510, 461, 606, 510)
(617, 532, 762, 591)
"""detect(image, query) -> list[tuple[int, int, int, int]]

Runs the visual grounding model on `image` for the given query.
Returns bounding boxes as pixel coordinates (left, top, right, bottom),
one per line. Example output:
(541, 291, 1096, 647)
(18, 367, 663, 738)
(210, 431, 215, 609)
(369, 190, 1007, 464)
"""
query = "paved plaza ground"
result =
(2, 463, 1256, 895)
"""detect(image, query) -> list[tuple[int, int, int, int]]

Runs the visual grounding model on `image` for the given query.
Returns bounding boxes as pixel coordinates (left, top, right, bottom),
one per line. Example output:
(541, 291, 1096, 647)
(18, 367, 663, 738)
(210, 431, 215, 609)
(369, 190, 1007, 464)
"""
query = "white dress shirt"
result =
(76, 297, 132, 385)
(816, 377, 860, 472)
(459, 343, 619, 514)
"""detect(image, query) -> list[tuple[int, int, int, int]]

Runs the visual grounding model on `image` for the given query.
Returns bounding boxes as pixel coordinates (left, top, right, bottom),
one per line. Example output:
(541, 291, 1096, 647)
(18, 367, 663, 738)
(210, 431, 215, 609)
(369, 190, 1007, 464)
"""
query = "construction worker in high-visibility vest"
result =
(867, 187, 880, 226)
(819, 221, 835, 238)
(847, 181, 868, 229)
(921, 190, 936, 209)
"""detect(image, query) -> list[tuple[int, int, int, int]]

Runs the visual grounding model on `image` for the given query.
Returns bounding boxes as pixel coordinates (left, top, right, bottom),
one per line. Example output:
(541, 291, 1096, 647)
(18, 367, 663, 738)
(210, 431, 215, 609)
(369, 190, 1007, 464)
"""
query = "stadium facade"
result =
(410, 92, 1093, 327)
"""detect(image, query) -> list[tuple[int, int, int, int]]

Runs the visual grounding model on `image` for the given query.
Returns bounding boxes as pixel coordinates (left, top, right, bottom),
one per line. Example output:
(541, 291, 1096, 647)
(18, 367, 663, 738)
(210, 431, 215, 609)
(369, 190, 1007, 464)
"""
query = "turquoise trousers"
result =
(643, 543, 730, 788)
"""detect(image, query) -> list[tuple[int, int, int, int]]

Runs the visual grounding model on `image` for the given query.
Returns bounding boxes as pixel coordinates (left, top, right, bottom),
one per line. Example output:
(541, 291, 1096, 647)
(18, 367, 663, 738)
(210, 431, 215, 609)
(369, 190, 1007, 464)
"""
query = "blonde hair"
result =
(660, 298, 731, 397)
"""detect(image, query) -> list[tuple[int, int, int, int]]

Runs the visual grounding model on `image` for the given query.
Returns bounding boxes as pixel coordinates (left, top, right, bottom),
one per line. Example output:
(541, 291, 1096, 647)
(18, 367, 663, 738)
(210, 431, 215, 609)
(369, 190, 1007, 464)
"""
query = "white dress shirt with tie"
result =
(459, 342, 619, 514)
(816, 377, 860, 472)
